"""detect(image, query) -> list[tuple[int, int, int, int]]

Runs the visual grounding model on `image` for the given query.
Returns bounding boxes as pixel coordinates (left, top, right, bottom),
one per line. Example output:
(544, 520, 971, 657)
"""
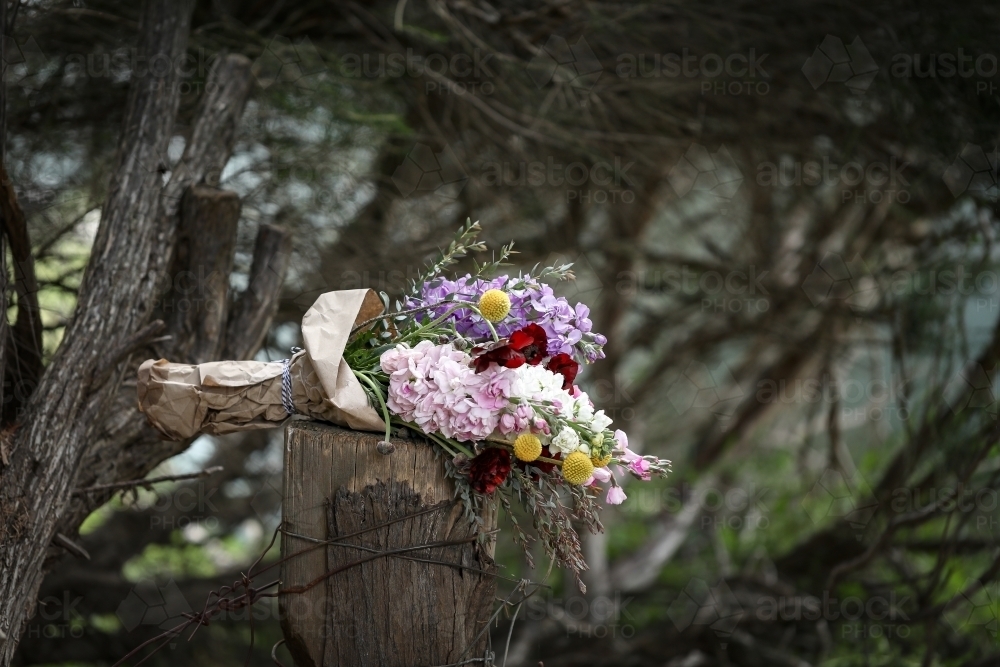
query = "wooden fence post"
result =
(279, 421, 498, 667)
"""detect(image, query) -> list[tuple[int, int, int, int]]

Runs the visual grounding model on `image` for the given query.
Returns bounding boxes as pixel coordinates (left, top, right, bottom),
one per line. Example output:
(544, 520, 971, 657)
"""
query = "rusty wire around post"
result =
(111, 501, 548, 667)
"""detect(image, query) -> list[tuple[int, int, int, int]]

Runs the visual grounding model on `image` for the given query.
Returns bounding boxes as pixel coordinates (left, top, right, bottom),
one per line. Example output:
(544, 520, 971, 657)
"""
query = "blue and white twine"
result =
(281, 347, 303, 416)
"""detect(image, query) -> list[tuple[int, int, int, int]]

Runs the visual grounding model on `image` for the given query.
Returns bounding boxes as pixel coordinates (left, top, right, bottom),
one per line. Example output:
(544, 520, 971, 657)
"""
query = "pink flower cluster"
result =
(380, 341, 530, 441)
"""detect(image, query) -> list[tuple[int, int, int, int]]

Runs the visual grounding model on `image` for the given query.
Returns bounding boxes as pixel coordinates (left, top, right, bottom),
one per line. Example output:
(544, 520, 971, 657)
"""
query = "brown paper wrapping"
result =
(137, 289, 387, 439)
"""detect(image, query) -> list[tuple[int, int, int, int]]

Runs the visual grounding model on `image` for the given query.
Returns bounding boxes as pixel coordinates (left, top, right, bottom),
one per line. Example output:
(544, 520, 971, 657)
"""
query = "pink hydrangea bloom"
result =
(499, 403, 533, 435)
(381, 341, 522, 442)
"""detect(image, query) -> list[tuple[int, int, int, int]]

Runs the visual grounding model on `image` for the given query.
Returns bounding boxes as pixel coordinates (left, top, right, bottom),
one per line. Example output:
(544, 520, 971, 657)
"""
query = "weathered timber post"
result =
(280, 421, 498, 667)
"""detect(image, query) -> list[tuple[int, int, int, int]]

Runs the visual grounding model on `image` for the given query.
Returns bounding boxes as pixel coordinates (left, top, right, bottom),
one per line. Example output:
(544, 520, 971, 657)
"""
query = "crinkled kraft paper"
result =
(137, 289, 386, 439)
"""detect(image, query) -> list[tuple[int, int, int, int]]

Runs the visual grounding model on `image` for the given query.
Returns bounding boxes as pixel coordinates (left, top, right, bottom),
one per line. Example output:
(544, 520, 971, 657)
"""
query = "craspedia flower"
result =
(478, 289, 511, 322)
(561, 451, 594, 485)
(591, 453, 612, 467)
(513, 433, 542, 462)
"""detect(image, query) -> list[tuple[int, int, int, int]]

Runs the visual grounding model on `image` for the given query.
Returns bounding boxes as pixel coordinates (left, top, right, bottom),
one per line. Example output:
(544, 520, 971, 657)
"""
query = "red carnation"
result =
(473, 324, 548, 373)
(467, 447, 512, 494)
(546, 353, 579, 390)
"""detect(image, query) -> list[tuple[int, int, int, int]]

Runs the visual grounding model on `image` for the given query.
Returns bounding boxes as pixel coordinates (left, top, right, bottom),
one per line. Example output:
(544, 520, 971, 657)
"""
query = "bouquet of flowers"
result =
(138, 220, 670, 588)
(343, 221, 671, 587)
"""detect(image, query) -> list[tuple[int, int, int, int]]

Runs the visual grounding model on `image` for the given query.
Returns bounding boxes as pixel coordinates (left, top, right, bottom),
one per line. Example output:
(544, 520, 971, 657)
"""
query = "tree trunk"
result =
(34, 40, 268, 600)
(280, 421, 498, 667)
(0, 3, 196, 659)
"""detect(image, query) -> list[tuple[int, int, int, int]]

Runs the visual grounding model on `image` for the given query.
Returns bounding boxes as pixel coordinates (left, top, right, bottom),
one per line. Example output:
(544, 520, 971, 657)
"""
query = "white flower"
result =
(591, 409, 613, 433)
(511, 364, 573, 410)
(571, 392, 595, 422)
(578, 443, 591, 456)
(551, 428, 581, 455)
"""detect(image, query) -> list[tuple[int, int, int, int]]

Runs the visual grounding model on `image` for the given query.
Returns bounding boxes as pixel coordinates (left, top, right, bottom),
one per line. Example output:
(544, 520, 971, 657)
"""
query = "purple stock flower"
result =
(408, 274, 606, 363)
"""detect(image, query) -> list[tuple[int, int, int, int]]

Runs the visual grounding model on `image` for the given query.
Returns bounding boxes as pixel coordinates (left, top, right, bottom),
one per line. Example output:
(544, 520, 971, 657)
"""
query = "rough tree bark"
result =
(0, 2, 287, 661)
(51, 35, 264, 534)
(0, 161, 42, 426)
(0, 1, 196, 657)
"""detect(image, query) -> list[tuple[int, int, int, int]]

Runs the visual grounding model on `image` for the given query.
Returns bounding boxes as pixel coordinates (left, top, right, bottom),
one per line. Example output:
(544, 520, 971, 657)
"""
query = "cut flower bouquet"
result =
(138, 220, 670, 589)
(343, 221, 671, 588)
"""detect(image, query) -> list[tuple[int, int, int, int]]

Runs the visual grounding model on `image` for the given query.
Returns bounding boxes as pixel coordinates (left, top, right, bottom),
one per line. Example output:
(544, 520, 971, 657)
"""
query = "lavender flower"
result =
(408, 274, 606, 363)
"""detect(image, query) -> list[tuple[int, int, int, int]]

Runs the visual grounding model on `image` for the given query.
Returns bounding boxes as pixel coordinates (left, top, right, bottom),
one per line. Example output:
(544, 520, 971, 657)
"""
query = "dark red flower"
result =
(472, 341, 525, 371)
(546, 353, 579, 390)
(473, 324, 548, 373)
(467, 447, 512, 494)
(511, 324, 548, 365)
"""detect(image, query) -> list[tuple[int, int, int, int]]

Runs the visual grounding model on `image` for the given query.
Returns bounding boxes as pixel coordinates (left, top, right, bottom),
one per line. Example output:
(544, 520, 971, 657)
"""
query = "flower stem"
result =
(389, 418, 475, 458)
(354, 369, 392, 444)
(485, 440, 562, 466)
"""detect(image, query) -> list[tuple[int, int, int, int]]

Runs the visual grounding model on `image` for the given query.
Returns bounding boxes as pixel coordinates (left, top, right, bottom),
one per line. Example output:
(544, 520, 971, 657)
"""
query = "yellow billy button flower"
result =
(478, 289, 511, 322)
(513, 433, 542, 462)
(591, 453, 612, 467)
(561, 451, 595, 485)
